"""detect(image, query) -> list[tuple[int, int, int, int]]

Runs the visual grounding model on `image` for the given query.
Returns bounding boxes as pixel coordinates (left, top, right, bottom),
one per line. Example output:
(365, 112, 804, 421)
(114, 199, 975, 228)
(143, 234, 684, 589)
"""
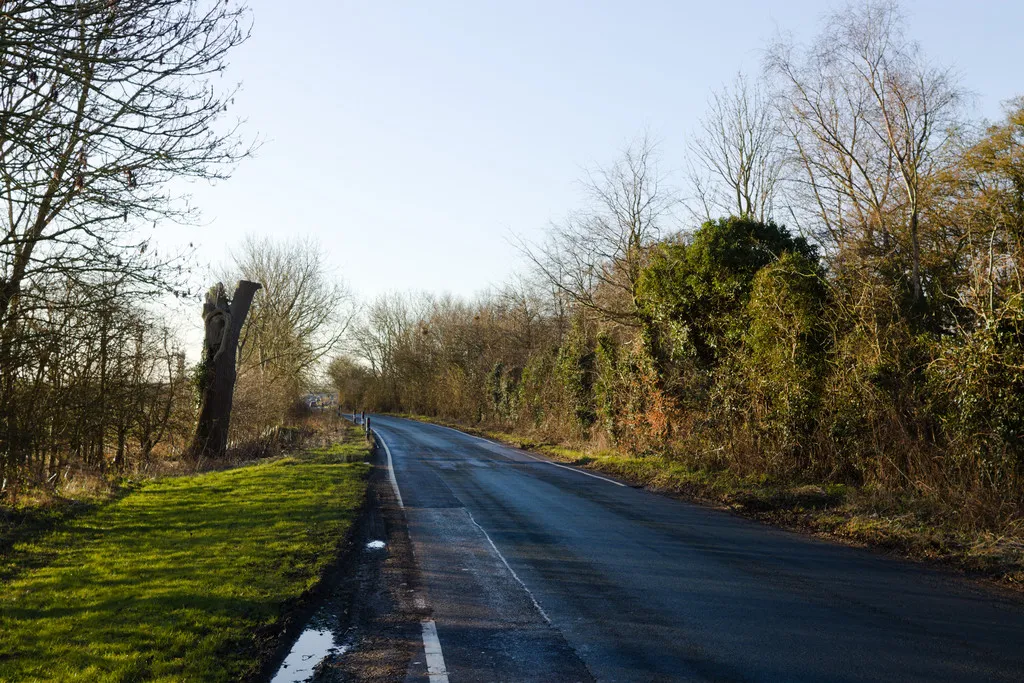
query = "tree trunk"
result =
(188, 280, 261, 459)
(909, 207, 924, 309)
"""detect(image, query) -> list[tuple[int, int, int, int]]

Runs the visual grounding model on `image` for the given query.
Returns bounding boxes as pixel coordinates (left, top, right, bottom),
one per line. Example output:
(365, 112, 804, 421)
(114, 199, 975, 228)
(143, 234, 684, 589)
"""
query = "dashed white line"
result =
(421, 619, 449, 682)
(371, 428, 405, 509)
(431, 422, 501, 447)
(465, 509, 552, 624)
(370, 417, 614, 678)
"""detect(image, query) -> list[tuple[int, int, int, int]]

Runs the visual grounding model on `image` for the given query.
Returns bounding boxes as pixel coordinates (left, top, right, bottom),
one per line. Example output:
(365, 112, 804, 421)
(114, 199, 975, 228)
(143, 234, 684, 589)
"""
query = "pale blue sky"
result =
(168, 0, 1024, 314)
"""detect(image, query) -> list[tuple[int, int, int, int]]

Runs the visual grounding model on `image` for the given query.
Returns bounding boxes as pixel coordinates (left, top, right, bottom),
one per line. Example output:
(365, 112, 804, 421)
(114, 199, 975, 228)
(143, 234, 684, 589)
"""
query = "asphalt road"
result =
(367, 415, 1024, 683)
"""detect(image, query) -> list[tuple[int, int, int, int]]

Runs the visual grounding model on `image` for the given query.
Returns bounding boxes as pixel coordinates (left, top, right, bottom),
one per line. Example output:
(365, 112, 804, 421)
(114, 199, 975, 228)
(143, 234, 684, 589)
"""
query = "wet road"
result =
(369, 415, 1024, 682)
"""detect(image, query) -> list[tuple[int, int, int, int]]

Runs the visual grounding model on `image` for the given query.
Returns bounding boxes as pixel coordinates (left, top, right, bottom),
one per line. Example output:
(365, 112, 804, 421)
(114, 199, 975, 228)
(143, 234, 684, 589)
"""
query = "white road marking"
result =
(371, 428, 405, 509)
(421, 619, 449, 682)
(444, 424, 499, 447)
(466, 510, 552, 624)
(517, 451, 628, 487)
(372, 417, 611, 677)
(427, 421, 628, 487)
(367, 422, 449, 680)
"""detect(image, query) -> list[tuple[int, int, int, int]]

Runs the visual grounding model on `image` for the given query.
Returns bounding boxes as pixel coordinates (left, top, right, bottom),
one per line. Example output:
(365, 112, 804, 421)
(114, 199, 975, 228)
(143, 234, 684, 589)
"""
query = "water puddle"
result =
(271, 629, 348, 683)
(270, 540, 388, 681)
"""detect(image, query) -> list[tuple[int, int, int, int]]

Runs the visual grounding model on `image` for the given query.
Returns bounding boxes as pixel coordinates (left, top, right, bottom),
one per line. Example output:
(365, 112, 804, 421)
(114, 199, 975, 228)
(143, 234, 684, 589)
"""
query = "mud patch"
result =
(266, 442, 426, 683)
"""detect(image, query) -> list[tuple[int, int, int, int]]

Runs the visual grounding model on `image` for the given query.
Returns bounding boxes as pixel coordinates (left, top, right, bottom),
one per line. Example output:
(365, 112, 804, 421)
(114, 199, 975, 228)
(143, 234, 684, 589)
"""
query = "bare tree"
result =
(327, 355, 372, 409)
(227, 236, 355, 438)
(0, 271, 192, 496)
(521, 134, 677, 328)
(0, 0, 251, 327)
(233, 236, 354, 383)
(766, 0, 962, 305)
(687, 73, 786, 223)
(1, 0, 252, 472)
(351, 293, 413, 380)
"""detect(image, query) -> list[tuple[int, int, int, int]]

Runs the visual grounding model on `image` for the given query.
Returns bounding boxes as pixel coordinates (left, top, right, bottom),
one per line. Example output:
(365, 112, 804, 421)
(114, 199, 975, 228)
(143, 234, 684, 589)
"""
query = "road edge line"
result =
(361, 417, 446, 680)
(520, 452, 627, 487)
(370, 427, 405, 509)
(428, 421, 627, 488)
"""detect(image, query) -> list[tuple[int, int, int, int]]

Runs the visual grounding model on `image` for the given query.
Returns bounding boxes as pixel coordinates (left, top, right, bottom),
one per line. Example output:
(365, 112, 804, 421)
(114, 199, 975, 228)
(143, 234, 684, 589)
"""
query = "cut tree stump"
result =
(188, 280, 261, 459)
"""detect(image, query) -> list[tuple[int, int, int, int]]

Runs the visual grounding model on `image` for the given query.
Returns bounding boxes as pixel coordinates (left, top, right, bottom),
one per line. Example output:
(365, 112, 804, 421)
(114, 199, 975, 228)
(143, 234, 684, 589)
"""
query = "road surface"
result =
(365, 415, 1024, 682)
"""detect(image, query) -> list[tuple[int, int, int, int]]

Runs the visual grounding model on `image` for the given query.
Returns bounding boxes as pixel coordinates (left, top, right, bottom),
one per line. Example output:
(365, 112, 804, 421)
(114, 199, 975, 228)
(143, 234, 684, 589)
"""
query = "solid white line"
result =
(421, 619, 449, 682)
(426, 421, 628, 487)
(465, 510, 551, 624)
(518, 451, 627, 487)
(432, 422, 499, 447)
(371, 428, 405, 509)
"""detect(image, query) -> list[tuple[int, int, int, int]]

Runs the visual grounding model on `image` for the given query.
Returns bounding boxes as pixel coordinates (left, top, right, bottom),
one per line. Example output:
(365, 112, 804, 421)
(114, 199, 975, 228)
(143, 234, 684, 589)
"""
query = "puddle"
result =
(271, 628, 347, 683)
(271, 485, 391, 681)
(270, 591, 353, 682)
(271, 540, 389, 680)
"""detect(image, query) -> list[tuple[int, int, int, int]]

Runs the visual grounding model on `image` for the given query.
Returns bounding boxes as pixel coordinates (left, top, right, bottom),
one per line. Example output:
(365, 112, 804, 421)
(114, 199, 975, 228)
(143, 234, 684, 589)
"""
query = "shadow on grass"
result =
(0, 492, 133, 585)
(0, 437, 369, 683)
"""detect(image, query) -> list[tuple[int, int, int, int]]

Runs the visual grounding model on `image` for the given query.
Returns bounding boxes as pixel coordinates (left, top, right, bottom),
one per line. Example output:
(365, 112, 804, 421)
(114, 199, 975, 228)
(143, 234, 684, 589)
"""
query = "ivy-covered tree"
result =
(637, 216, 817, 370)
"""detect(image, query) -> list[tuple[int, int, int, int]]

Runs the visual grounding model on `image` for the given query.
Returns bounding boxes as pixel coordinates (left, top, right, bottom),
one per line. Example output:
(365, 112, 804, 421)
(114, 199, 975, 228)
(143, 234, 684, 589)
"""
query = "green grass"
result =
(0, 428, 370, 682)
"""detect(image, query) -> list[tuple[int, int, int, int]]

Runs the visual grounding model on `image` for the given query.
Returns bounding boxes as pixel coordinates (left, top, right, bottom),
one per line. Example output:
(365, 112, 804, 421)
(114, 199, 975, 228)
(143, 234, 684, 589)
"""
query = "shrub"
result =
(637, 216, 817, 370)
(741, 252, 829, 465)
(556, 317, 596, 432)
(929, 312, 1024, 497)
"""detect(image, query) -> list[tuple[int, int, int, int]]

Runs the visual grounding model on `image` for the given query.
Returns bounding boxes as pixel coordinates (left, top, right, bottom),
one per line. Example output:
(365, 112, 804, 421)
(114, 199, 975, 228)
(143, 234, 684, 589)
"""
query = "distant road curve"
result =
(368, 414, 1024, 682)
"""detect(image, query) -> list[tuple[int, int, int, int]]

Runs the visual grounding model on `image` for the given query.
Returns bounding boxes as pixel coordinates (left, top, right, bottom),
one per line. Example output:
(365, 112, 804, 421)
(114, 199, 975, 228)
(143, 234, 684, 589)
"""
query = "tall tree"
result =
(767, 0, 962, 308)
(521, 134, 677, 329)
(688, 73, 786, 223)
(0, 0, 250, 328)
(934, 98, 1024, 324)
(1, 0, 251, 470)
(233, 236, 354, 387)
(228, 236, 355, 436)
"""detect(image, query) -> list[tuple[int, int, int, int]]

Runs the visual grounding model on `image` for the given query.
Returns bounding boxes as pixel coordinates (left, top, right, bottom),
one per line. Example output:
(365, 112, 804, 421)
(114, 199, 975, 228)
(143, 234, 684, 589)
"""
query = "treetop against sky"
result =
(161, 1, 1021, 338)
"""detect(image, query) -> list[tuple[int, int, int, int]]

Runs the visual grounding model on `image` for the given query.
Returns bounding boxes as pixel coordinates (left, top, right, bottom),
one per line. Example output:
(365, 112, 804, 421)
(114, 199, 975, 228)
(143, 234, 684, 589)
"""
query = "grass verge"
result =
(0, 425, 370, 683)
(397, 413, 1024, 588)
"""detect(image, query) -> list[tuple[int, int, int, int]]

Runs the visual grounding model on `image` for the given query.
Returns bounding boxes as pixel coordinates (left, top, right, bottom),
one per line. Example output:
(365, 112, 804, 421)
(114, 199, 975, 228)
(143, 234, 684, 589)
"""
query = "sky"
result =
(162, 0, 1024, 348)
